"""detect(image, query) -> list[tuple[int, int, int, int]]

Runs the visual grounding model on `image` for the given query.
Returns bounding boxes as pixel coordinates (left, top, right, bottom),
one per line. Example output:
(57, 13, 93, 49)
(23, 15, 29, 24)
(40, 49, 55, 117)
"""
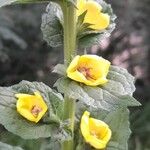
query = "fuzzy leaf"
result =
(0, 0, 17, 7)
(41, 2, 63, 48)
(0, 81, 64, 139)
(0, 0, 49, 7)
(0, 142, 23, 150)
(107, 66, 135, 95)
(54, 78, 98, 107)
(54, 65, 140, 111)
(53, 64, 67, 76)
(105, 109, 131, 150)
(40, 139, 61, 150)
(93, 109, 131, 150)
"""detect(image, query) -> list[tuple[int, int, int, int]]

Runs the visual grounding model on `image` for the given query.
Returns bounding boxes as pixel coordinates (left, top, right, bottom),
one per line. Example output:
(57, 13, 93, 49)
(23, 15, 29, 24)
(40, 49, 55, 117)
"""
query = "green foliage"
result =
(0, 0, 17, 7)
(54, 65, 140, 111)
(0, 0, 50, 8)
(107, 66, 135, 96)
(40, 138, 61, 150)
(41, 2, 63, 48)
(0, 81, 65, 139)
(0, 141, 23, 150)
(0, 129, 62, 150)
(0, 129, 42, 150)
(53, 64, 67, 76)
(41, 0, 116, 48)
(129, 102, 150, 150)
(106, 109, 131, 150)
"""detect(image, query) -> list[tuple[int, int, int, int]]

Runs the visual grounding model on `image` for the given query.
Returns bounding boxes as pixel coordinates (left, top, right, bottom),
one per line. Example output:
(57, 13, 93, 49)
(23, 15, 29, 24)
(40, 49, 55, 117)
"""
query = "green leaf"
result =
(53, 64, 67, 76)
(0, 129, 43, 150)
(0, 0, 51, 7)
(0, 0, 17, 7)
(54, 77, 97, 108)
(0, 80, 64, 139)
(0, 142, 23, 150)
(40, 138, 61, 150)
(54, 65, 140, 111)
(105, 109, 131, 150)
(107, 66, 136, 96)
(41, 2, 63, 48)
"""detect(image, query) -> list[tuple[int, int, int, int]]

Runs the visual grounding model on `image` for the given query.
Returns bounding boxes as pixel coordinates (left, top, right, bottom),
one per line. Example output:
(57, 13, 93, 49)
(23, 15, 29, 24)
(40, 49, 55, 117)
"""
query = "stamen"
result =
(90, 131, 98, 138)
(77, 67, 94, 80)
(31, 105, 42, 118)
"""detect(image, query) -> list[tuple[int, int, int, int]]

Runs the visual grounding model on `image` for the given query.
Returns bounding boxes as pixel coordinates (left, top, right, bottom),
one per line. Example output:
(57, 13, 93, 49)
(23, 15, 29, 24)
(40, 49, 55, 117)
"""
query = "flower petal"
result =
(80, 111, 91, 141)
(67, 55, 80, 73)
(67, 55, 110, 86)
(16, 92, 48, 123)
(88, 13, 110, 30)
(77, 0, 87, 15)
(88, 135, 107, 149)
(77, 0, 110, 30)
(80, 111, 112, 149)
(67, 70, 87, 83)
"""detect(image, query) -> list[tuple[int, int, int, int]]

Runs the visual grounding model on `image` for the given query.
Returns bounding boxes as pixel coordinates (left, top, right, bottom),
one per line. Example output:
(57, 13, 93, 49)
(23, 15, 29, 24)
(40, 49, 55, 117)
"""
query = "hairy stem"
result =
(62, 1, 77, 65)
(61, 1, 77, 150)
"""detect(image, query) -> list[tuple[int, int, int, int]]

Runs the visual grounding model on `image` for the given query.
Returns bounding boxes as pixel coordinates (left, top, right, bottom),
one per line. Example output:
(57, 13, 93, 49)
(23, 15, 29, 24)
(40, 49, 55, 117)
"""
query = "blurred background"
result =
(0, 0, 150, 149)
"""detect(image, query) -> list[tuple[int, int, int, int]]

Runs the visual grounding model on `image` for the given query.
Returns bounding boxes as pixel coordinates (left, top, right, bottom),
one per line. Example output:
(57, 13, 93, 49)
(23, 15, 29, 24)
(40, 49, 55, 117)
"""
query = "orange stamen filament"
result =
(90, 130, 99, 138)
(77, 67, 94, 80)
(31, 105, 42, 118)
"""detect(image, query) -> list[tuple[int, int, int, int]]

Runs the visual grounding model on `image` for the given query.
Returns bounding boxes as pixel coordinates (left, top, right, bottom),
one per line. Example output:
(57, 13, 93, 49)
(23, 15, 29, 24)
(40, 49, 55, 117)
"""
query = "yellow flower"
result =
(15, 91, 48, 123)
(77, 0, 110, 30)
(67, 55, 110, 86)
(80, 111, 112, 149)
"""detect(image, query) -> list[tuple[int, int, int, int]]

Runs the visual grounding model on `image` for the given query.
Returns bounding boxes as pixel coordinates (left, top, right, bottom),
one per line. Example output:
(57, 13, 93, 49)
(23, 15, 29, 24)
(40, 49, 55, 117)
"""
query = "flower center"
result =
(31, 105, 42, 118)
(90, 129, 107, 140)
(90, 130, 99, 138)
(77, 67, 94, 80)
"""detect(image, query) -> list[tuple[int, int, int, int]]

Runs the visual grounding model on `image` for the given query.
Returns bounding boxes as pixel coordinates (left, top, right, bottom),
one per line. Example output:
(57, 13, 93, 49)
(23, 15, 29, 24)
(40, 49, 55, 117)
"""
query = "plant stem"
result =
(62, 1, 77, 66)
(61, 1, 77, 150)
(62, 96, 76, 150)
